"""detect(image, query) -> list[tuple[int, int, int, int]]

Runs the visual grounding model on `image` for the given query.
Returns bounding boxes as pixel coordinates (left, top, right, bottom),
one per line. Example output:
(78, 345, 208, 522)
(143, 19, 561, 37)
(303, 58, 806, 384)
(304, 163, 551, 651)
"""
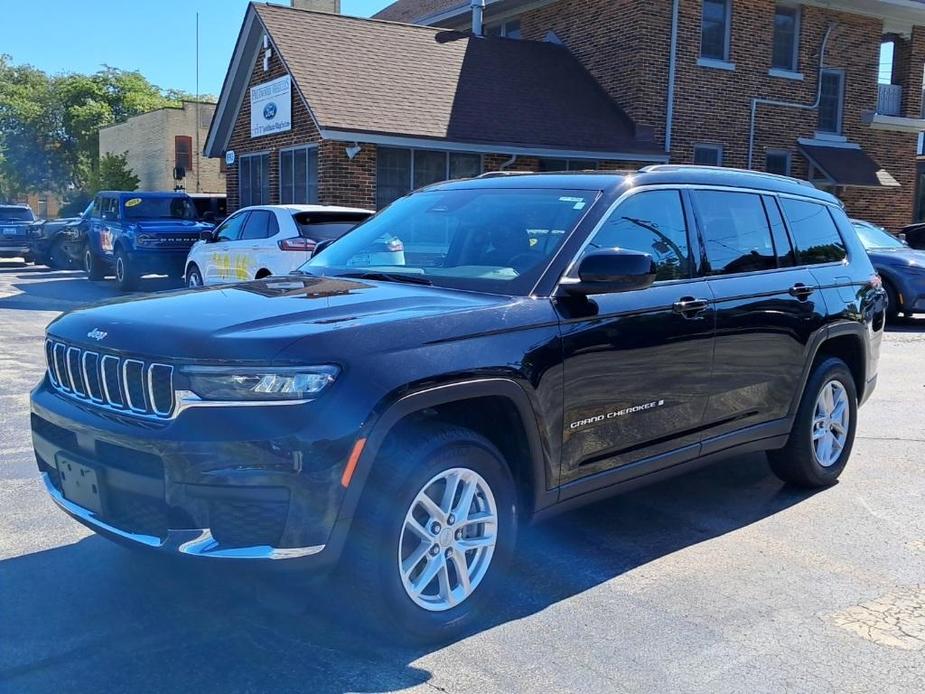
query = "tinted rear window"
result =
(694, 190, 777, 275)
(294, 211, 371, 241)
(779, 198, 846, 264)
(0, 206, 34, 222)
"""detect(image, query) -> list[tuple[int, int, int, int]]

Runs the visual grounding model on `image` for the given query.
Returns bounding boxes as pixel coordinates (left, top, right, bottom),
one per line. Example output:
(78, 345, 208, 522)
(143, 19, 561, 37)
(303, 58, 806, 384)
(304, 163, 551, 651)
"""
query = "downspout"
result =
(665, 0, 680, 155)
(499, 154, 518, 170)
(747, 23, 837, 170)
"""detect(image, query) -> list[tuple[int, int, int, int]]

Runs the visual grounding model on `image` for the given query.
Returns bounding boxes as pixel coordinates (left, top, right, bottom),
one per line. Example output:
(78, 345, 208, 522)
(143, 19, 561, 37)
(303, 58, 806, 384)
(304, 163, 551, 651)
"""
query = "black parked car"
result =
(29, 216, 84, 269)
(852, 219, 925, 320)
(31, 166, 885, 641)
(900, 221, 925, 250)
(0, 203, 40, 262)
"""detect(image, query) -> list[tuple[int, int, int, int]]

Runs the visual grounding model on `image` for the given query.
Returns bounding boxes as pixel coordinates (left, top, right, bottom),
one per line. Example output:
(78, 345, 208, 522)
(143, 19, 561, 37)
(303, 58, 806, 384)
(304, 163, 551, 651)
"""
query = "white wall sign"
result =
(225, 150, 236, 166)
(250, 75, 292, 139)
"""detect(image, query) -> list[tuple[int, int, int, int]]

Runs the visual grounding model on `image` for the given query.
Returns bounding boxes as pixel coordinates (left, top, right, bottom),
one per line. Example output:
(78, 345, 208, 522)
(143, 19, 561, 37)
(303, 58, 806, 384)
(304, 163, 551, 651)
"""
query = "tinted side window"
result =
(241, 210, 273, 240)
(694, 190, 777, 275)
(583, 190, 691, 281)
(215, 212, 249, 242)
(779, 198, 847, 264)
(763, 196, 796, 267)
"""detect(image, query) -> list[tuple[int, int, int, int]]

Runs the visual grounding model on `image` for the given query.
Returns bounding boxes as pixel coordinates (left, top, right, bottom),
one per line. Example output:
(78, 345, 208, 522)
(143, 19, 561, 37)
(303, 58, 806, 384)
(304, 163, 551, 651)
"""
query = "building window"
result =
(280, 146, 318, 204)
(487, 19, 522, 39)
(818, 69, 845, 134)
(239, 153, 270, 207)
(766, 150, 791, 175)
(772, 4, 800, 71)
(701, 0, 731, 61)
(175, 135, 193, 172)
(538, 159, 599, 172)
(37, 197, 49, 219)
(693, 144, 723, 166)
(376, 148, 483, 209)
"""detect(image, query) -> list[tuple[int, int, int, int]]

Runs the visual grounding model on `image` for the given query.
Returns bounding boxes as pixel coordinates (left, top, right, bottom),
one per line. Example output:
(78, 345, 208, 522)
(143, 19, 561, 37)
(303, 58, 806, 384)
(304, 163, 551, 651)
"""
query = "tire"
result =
(186, 264, 204, 288)
(22, 253, 34, 264)
(883, 280, 901, 323)
(84, 245, 106, 280)
(344, 425, 517, 644)
(49, 237, 71, 270)
(768, 357, 858, 488)
(114, 247, 137, 292)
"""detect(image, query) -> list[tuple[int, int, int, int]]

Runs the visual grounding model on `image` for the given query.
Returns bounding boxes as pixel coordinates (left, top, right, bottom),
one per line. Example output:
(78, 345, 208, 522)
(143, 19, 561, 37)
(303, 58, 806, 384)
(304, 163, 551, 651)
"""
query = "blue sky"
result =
(3, 1, 393, 97)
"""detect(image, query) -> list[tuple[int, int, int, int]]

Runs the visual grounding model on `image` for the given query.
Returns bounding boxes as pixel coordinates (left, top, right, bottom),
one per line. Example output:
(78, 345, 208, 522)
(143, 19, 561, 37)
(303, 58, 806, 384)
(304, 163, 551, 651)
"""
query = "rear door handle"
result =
(672, 296, 710, 318)
(789, 283, 815, 300)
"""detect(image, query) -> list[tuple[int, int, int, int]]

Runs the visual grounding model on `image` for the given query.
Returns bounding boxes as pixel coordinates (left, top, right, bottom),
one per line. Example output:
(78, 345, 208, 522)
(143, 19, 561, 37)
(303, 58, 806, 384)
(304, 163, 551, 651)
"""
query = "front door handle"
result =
(789, 283, 815, 300)
(672, 296, 710, 318)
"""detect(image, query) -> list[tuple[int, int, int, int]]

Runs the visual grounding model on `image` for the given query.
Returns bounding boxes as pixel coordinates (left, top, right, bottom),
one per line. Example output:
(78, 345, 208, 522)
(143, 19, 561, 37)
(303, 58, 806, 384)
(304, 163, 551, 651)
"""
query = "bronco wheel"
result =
(84, 245, 106, 280)
(186, 264, 203, 288)
(114, 248, 137, 291)
(768, 357, 857, 488)
(346, 425, 516, 643)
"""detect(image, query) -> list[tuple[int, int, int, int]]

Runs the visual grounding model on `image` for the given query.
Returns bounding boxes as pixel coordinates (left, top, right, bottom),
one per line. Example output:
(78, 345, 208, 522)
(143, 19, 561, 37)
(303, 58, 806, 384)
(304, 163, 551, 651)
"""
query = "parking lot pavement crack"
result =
(825, 586, 925, 651)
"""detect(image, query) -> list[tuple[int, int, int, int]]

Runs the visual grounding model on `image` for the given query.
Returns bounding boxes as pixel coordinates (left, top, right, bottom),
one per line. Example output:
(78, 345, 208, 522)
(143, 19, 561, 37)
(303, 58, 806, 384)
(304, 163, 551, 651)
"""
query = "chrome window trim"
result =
(82, 351, 104, 403)
(100, 354, 123, 408)
(66, 347, 86, 397)
(557, 183, 842, 284)
(122, 359, 147, 413)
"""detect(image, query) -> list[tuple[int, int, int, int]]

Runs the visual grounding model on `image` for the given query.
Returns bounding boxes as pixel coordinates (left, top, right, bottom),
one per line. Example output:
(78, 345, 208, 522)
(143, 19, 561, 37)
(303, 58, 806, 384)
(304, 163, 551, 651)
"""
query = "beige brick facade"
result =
(99, 102, 226, 194)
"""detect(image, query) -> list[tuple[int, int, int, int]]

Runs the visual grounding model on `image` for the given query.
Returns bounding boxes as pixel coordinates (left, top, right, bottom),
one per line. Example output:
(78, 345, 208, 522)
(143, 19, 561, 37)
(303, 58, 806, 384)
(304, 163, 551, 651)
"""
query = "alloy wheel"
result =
(398, 467, 498, 612)
(812, 379, 850, 468)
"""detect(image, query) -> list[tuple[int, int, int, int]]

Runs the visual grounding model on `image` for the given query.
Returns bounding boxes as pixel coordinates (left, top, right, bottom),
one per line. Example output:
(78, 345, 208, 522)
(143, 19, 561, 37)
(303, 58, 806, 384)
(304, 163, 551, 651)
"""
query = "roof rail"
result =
(476, 170, 536, 178)
(639, 164, 815, 188)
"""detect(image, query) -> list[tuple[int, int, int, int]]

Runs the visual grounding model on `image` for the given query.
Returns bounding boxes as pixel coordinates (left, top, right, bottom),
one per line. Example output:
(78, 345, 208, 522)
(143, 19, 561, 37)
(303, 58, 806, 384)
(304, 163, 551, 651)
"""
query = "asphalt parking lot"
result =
(1, 260, 924, 694)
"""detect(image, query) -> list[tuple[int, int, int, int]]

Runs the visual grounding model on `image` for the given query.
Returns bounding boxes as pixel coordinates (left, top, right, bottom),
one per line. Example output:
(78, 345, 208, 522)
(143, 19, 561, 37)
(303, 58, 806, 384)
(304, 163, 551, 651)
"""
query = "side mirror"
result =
(312, 238, 334, 257)
(199, 229, 215, 242)
(561, 249, 657, 296)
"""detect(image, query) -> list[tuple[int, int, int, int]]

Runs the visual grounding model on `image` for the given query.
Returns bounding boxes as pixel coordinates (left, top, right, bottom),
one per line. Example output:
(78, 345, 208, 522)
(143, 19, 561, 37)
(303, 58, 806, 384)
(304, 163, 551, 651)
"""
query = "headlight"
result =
(180, 366, 338, 402)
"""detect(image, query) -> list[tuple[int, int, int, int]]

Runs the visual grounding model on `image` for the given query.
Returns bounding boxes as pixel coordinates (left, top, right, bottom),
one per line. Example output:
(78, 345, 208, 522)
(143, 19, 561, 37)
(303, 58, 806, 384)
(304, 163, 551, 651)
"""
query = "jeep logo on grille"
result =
(87, 328, 108, 341)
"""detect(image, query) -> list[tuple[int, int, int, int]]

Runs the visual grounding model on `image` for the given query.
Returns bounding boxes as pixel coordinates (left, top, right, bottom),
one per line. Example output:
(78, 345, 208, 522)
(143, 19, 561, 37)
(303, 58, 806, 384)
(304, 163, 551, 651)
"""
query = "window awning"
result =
(797, 142, 900, 189)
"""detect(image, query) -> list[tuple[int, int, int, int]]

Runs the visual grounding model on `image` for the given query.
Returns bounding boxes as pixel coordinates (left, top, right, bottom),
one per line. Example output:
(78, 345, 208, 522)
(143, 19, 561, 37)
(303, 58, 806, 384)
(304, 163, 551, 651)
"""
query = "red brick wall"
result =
(519, 0, 925, 231)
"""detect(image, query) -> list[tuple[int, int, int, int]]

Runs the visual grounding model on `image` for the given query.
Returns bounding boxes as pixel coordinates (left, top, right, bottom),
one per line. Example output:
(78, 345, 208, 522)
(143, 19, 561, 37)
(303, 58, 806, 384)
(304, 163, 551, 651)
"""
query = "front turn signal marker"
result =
(341, 438, 367, 488)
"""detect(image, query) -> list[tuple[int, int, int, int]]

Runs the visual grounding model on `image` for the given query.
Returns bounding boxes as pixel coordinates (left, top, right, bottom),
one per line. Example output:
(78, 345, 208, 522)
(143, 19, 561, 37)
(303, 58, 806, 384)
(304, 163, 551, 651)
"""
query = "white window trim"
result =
(700, 0, 732, 62)
(278, 143, 320, 205)
(772, 3, 801, 73)
(693, 144, 725, 167)
(768, 68, 804, 81)
(818, 68, 846, 135)
(766, 149, 792, 176)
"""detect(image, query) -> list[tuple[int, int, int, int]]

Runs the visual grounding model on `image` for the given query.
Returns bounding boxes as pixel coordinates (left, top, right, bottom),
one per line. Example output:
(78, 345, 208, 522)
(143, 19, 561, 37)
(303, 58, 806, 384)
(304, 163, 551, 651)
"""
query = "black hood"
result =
(46, 276, 521, 363)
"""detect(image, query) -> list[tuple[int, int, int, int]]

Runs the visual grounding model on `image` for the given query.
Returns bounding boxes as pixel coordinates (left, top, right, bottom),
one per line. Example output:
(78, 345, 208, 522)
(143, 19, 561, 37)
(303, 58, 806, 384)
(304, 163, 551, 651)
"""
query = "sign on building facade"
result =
(250, 75, 292, 139)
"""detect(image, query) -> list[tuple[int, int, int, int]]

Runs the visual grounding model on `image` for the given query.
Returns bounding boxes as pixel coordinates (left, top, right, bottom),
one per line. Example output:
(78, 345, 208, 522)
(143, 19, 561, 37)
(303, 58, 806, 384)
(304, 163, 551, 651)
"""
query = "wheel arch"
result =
(340, 379, 554, 531)
(791, 324, 868, 415)
(255, 268, 272, 279)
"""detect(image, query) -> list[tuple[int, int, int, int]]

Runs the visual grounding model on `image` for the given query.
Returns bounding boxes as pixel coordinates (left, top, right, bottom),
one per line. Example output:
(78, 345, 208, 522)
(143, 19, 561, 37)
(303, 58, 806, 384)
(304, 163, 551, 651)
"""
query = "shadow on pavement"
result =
(885, 315, 925, 333)
(0, 262, 182, 312)
(0, 453, 818, 693)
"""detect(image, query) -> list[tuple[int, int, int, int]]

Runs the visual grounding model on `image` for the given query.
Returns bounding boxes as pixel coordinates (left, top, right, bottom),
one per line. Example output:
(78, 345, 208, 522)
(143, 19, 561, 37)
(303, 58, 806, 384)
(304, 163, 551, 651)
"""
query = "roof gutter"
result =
(747, 22, 837, 170)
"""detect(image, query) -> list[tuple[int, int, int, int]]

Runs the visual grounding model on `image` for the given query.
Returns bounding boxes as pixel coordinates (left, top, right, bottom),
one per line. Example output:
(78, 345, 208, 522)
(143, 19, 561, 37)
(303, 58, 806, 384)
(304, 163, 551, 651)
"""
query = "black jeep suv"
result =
(31, 167, 885, 640)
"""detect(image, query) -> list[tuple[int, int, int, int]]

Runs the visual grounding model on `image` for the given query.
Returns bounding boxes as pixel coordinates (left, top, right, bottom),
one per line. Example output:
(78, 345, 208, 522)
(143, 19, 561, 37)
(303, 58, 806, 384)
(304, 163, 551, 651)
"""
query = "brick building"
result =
(207, 0, 925, 230)
(100, 101, 226, 194)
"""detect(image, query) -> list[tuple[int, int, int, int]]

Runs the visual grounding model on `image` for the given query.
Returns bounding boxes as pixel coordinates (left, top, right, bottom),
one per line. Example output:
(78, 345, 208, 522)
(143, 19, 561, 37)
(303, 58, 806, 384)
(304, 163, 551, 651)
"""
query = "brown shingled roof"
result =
(373, 0, 464, 23)
(253, 3, 658, 156)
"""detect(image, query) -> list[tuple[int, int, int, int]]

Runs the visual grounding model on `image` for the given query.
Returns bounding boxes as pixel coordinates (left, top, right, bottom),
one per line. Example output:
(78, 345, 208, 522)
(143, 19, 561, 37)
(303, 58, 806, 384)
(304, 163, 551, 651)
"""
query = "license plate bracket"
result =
(57, 458, 104, 514)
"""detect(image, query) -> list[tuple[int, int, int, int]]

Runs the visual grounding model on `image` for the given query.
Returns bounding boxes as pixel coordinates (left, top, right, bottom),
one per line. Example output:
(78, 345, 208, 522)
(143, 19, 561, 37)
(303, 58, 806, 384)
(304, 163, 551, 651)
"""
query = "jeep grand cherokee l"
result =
(31, 167, 885, 641)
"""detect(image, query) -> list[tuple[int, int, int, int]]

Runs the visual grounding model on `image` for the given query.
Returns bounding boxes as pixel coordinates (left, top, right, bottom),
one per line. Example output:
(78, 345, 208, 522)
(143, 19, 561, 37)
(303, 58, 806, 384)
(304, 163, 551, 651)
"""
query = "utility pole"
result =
(195, 11, 201, 193)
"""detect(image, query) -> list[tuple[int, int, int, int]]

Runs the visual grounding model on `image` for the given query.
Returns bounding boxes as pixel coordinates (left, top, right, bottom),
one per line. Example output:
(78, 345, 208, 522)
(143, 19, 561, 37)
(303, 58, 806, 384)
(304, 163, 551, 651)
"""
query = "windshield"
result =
(305, 188, 598, 294)
(122, 196, 197, 221)
(0, 206, 35, 222)
(853, 222, 906, 250)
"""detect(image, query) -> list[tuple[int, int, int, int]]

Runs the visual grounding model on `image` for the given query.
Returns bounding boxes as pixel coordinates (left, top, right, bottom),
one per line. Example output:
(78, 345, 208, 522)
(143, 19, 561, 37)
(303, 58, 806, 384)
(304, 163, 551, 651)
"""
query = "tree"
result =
(92, 152, 139, 191)
(0, 55, 199, 200)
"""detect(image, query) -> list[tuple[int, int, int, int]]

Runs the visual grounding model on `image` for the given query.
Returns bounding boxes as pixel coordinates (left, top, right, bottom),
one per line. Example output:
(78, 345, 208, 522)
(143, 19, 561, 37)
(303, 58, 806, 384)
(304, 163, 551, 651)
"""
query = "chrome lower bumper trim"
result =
(42, 473, 325, 560)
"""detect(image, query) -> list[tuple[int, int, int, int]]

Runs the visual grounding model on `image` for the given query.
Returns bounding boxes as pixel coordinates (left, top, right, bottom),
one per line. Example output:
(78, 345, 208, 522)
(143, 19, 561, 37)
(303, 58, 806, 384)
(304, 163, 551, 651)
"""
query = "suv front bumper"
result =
(31, 380, 356, 565)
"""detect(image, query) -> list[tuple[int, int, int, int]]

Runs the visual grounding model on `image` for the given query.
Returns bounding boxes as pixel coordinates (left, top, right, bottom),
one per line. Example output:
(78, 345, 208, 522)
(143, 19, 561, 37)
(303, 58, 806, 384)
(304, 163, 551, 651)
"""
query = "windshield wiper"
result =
(340, 271, 433, 286)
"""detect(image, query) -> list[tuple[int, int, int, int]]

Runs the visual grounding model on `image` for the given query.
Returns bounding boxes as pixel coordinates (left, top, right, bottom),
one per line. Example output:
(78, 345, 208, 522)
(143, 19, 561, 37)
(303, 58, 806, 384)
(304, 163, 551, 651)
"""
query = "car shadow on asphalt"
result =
(0, 453, 819, 693)
(885, 315, 925, 333)
(0, 262, 182, 311)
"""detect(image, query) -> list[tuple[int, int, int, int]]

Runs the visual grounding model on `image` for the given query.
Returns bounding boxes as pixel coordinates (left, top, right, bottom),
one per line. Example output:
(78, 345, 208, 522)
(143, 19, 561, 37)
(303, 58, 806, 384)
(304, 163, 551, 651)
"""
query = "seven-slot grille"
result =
(45, 339, 175, 419)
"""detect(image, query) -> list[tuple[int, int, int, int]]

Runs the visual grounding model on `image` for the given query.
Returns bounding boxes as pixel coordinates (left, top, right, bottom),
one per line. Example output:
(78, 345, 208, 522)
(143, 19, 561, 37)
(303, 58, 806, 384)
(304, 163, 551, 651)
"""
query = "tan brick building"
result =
(100, 101, 226, 194)
(207, 0, 925, 230)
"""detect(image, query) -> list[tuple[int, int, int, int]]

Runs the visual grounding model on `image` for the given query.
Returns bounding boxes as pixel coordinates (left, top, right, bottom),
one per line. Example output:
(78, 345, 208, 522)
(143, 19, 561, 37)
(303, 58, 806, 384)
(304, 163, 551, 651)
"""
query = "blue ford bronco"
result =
(82, 191, 214, 291)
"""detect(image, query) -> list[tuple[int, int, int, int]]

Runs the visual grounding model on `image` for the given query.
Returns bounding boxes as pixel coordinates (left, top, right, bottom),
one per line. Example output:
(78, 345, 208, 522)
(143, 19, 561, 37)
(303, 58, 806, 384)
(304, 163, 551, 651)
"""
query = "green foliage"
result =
(0, 54, 199, 201)
(90, 152, 139, 192)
